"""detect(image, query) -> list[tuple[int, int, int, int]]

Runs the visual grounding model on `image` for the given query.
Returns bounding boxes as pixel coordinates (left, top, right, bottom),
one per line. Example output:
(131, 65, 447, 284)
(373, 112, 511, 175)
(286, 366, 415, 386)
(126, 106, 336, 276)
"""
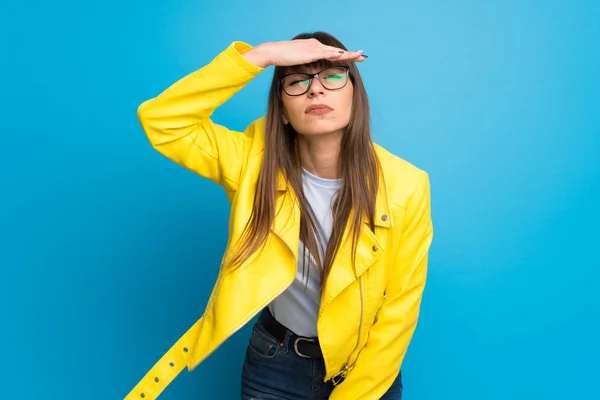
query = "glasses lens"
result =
(282, 74, 312, 95)
(319, 67, 348, 90)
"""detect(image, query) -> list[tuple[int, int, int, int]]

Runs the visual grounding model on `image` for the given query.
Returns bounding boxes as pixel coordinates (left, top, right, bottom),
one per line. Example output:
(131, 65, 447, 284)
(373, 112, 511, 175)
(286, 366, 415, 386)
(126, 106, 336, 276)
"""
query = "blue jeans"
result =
(241, 310, 403, 399)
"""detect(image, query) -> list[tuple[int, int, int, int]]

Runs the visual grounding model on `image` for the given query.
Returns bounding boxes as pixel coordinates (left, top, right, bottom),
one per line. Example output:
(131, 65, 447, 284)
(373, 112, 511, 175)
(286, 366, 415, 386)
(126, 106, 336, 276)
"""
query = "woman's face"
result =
(281, 66, 354, 137)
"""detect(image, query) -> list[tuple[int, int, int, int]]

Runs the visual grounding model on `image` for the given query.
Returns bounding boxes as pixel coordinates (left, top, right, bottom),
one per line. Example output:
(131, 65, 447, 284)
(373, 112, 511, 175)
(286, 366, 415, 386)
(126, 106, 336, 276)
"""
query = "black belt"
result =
(260, 309, 323, 359)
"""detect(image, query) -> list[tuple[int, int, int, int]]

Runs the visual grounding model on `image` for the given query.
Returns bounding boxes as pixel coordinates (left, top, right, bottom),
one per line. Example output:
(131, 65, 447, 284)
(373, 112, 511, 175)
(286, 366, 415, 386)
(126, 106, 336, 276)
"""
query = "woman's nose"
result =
(307, 76, 325, 97)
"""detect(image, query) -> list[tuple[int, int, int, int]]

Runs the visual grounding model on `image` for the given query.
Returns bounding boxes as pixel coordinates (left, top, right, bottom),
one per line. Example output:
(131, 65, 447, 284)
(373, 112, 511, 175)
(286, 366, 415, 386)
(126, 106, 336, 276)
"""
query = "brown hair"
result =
(224, 31, 380, 291)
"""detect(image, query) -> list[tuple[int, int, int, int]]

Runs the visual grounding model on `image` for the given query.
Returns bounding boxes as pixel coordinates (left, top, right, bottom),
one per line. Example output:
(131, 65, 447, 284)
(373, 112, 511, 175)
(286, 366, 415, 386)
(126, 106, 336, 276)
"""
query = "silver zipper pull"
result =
(383, 289, 387, 300)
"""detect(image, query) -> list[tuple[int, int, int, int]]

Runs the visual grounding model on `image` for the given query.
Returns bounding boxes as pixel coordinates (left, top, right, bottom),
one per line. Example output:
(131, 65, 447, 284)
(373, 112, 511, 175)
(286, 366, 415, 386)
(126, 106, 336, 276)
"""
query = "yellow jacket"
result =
(126, 41, 433, 400)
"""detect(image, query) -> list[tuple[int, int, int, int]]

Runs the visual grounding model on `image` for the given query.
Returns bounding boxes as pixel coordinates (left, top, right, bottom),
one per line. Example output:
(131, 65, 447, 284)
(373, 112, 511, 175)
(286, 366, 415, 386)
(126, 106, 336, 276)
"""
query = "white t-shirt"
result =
(267, 167, 342, 337)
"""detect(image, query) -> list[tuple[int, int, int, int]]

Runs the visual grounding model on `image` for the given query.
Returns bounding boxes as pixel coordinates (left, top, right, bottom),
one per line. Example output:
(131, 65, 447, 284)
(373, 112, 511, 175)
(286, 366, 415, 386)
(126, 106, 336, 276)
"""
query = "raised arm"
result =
(137, 41, 268, 192)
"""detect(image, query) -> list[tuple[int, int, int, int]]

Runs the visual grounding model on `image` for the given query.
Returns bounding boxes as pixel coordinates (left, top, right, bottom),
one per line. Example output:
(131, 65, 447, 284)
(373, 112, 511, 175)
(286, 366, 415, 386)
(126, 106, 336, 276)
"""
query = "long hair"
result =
(223, 31, 380, 292)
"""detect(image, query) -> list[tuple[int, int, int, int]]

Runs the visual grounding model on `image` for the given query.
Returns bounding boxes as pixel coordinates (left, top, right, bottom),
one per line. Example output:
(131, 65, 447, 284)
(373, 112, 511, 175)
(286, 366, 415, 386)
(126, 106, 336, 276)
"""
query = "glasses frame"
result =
(280, 66, 351, 96)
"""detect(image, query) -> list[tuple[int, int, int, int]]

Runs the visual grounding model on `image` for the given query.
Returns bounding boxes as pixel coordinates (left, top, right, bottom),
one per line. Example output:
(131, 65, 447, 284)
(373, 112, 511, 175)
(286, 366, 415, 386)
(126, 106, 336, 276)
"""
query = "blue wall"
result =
(2, 0, 599, 399)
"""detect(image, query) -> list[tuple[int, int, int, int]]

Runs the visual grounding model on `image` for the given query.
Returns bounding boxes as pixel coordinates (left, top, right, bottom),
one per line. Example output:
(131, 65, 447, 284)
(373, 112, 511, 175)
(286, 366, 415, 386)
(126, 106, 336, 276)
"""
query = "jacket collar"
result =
(276, 169, 392, 229)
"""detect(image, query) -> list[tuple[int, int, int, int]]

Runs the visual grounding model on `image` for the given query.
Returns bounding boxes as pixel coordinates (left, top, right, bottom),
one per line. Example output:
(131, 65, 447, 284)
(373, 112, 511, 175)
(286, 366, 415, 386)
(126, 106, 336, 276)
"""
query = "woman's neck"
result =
(296, 130, 343, 180)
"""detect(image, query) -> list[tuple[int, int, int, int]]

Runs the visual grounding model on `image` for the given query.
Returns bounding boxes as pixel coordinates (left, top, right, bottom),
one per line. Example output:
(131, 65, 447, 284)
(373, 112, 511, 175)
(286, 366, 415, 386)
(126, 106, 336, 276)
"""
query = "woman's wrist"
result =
(241, 43, 273, 69)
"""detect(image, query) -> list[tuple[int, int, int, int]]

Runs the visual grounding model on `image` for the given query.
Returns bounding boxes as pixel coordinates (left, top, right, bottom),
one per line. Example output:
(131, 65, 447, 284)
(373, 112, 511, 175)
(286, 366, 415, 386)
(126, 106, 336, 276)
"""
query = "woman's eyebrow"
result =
(286, 67, 311, 74)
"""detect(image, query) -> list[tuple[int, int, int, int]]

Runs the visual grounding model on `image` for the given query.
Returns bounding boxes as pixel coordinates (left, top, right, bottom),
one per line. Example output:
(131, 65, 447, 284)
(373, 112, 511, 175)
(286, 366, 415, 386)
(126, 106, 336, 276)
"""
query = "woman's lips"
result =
(305, 104, 334, 115)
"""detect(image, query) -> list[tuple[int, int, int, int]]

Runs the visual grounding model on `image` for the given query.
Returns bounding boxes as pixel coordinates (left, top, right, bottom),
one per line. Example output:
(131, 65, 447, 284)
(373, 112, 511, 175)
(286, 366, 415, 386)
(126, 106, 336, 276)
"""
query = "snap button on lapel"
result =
(381, 214, 388, 221)
(372, 245, 379, 252)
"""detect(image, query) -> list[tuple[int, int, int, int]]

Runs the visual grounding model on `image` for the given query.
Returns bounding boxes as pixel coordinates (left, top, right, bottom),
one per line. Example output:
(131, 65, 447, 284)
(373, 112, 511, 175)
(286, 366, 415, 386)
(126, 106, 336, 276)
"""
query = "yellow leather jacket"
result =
(126, 41, 433, 400)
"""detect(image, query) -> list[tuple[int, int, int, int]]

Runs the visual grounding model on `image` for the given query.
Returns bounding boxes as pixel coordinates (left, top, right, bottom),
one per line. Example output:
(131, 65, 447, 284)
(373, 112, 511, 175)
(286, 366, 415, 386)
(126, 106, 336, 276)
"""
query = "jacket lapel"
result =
(319, 179, 392, 315)
(271, 170, 300, 262)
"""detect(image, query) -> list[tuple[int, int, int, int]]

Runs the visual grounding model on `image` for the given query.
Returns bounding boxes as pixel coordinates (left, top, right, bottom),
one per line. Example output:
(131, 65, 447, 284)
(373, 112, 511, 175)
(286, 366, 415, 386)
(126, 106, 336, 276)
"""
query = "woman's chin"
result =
(295, 122, 346, 137)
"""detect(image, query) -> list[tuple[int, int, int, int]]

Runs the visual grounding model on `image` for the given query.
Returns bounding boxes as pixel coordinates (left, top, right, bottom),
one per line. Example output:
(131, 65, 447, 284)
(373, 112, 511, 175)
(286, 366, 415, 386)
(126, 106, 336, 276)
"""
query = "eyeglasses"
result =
(280, 66, 351, 96)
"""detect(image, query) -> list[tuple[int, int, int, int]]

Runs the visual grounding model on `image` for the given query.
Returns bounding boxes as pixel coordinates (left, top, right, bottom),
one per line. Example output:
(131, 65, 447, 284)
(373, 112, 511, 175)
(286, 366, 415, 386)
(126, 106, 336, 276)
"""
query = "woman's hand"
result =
(243, 38, 367, 68)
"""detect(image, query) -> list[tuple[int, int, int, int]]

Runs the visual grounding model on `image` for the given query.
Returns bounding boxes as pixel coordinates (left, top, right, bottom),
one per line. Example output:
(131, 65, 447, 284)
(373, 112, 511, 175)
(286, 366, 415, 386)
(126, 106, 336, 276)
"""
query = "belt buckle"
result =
(293, 337, 315, 358)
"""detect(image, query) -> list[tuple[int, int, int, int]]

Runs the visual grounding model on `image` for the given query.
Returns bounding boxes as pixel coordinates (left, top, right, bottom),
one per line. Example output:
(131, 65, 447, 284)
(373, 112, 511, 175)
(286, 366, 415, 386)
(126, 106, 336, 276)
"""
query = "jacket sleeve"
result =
(330, 170, 434, 400)
(137, 41, 264, 192)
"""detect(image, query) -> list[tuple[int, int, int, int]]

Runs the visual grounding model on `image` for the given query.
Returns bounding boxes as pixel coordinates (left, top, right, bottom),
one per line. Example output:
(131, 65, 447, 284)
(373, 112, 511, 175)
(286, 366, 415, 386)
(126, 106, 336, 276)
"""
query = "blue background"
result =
(2, 0, 599, 399)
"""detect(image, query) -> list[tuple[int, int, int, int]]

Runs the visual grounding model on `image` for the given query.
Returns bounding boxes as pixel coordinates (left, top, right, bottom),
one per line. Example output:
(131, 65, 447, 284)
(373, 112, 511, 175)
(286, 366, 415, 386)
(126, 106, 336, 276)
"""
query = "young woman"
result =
(126, 32, 433, 400)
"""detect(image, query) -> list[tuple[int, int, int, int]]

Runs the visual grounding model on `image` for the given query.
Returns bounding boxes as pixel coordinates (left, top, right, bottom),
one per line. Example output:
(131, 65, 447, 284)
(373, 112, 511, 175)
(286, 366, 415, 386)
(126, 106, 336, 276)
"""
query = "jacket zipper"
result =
(331, 275, 365, 385)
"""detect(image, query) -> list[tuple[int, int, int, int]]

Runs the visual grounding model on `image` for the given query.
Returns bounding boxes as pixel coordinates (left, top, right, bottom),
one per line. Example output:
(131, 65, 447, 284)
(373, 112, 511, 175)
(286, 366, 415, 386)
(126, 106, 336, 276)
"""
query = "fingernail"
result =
(339, 51, 345, 54)
(362, 54, 369, 58)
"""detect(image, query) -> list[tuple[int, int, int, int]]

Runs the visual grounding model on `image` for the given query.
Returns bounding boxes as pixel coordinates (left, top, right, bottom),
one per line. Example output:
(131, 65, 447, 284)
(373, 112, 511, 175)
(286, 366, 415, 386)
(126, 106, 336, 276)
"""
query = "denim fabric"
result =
(241, 310, 403, 400)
